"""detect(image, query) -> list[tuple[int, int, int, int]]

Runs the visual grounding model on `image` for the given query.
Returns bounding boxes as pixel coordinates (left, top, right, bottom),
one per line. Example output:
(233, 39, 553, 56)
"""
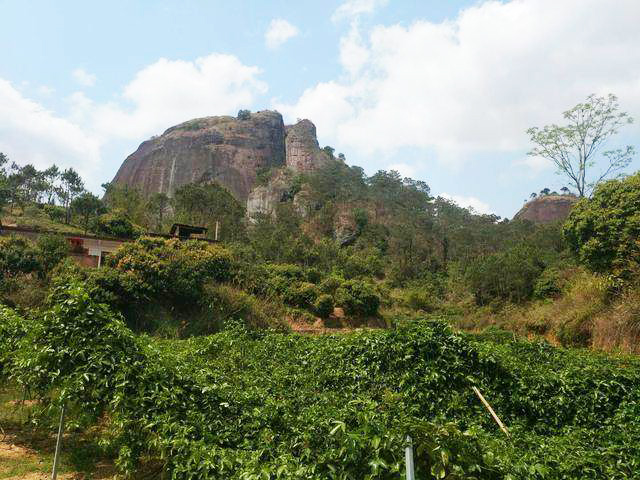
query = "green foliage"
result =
(0, 304, 29, 378)
(6, 287, 640, 479)
(237, 109, 251, 120)
(35, 234, 70, 273)
(173, 182, 245, 241)
(283, 281, 318, 309)
(335, 279, 380, 316)
(466, 244, 546, 305)
(43, 203, 66, 222)
(146, 192, 171, 232)
(71, 191, 104, 233)
(403, 288, 437, 313)
(90, 211, 139, 238)
(106, 236, 232, 301)
(314, 293, 334, 318)
(527, 94, 635, 197)
(102, 182, 146, 225)
(564, 173, 640, 276)
(533, 268, 563, 299)
(0, 236, 40, 278)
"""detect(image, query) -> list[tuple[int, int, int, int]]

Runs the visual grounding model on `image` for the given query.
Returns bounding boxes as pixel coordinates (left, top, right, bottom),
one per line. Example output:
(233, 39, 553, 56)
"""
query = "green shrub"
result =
(313, 293, 334, 318)
(36, 234, 69, 273)
(403, 288, 436, 312)
(335, 279, 380, 316)
(319, 275, 343, 295)
(533, 268, 562, 299)
(283, 281, 318, 309)
(90, 211, 139, 238)
(340, 248, 384, 279)
(48, 237, 234, 332)
(0, 236, 40, 278)
(107, 237, 232, 303)
(564, 173, 640, 276)
(43, 204, 66, 222)
(466, 244, 545, 305)
(0, 304, 29, 378)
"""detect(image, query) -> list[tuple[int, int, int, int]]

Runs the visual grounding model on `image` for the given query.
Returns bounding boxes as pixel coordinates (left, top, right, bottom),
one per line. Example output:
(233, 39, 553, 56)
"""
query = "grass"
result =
(1, 205, 84, 235)
(449, 267, 640, 353)
(0, 385, 122, 480)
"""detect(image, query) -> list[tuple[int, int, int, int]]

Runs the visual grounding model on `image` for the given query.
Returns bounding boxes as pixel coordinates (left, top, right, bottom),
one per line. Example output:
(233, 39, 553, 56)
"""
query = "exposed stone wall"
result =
(514, 195, 578, 224)
(285, 120, 329, 172)
(111, 112, 331, 212)
(111, 111, 286, 202)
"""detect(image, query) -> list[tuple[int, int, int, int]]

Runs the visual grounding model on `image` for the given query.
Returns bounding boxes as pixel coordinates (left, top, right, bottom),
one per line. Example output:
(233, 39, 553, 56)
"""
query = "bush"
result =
(107, 237, 232, 303)
(319, 275, 343, 295)
(283, 282, 318, 309)
(0, 236, 41, 278)
(335, 279, 380, 316)
(0, 304, 29, 378)
(43, 204, 66, 222)
(313, 294, 334, 318)
(564, 173, 640, 277)
(36, 234, 69, 273)
(466, 244, 546, 305)
(533, 268, 563, 299)
(90, 211, 139, 238)
(403, 288, 437, 312)
(48, 237, 234, 332)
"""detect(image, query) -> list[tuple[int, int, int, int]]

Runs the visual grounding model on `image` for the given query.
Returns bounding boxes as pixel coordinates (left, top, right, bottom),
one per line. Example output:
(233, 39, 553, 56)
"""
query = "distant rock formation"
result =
(514, 195, 579, 224)
(285, 120, 330, 172)
(111, 111, 329, 206)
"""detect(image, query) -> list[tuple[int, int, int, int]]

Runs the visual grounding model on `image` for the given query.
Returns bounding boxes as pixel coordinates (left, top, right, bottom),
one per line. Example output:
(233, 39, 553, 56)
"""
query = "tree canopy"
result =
(527, 94, 635, 197)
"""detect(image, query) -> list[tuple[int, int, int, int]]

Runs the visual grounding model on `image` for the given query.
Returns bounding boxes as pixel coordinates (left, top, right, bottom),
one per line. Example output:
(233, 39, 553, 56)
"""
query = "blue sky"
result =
(1, 0, 639, 218)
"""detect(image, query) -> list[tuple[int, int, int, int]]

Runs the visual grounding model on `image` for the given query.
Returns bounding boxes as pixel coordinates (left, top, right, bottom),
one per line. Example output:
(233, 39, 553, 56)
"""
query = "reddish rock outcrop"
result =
(514, 195, 578, 224)
(111, 111, 286, 202)
(111, 113, 329, 206)
(285, 120, 330, 172)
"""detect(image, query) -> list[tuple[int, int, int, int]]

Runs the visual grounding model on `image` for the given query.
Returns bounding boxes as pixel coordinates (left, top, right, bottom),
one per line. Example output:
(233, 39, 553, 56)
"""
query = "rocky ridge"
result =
(111, 111, 328, 209)
(514, 194, 578, 224)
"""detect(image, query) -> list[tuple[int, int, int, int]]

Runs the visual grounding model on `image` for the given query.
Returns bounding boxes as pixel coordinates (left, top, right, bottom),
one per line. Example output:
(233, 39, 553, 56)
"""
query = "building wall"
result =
(0, 226, 127, 268)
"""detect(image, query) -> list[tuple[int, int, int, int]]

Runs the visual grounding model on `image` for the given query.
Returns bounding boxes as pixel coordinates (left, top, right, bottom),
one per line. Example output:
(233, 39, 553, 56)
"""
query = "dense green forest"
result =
(1, 147, 639, 349)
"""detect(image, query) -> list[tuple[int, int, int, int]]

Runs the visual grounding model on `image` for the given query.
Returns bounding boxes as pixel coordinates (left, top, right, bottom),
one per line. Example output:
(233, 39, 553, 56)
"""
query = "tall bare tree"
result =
(527, 94, 635, 197)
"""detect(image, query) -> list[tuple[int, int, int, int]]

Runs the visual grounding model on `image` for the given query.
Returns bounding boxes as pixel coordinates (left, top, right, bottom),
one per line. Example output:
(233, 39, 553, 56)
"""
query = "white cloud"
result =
(440, 192, 492, 215)
(387, 163, 416, 178)
(0, 78, 101, 180)
(265, 19, 299, 49)
(339, 25, 370, 76)
(0, 53, 267, 191)
(80, 53, 267, 141)
(72, 68, 96, 87)
(332, 0, 388, 22)
(282, 0, 640, 167)
(516, 155, 553, 174)
(36, 85, 55, 96)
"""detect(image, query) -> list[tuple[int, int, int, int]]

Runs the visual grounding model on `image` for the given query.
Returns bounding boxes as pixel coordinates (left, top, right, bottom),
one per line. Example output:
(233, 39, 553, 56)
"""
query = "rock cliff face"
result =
(111, 112, 328, 206)
(285, 120, 330, 172)
(514, 195, 578, 224)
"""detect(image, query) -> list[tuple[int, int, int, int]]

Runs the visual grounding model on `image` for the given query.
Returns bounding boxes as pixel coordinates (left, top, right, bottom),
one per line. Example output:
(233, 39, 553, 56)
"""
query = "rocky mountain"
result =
(111, 111, 329, 205)
(514, 194, 578, 224)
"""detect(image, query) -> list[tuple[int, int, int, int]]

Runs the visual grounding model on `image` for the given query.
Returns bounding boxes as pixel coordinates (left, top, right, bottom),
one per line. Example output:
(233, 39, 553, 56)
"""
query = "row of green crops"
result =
(1, 283, 640, 479)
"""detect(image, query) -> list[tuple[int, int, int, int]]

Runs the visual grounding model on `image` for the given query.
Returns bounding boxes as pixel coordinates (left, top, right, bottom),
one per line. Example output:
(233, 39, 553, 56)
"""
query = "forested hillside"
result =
(2, 99, 640, 478)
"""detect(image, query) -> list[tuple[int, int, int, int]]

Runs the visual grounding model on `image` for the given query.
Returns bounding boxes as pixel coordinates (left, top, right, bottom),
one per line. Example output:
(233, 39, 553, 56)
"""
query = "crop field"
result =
(2, 283, 640, 479)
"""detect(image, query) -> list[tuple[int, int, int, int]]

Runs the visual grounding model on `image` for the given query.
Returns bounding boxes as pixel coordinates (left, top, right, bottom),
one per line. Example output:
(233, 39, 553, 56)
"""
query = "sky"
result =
(1, 0, 639, 218)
